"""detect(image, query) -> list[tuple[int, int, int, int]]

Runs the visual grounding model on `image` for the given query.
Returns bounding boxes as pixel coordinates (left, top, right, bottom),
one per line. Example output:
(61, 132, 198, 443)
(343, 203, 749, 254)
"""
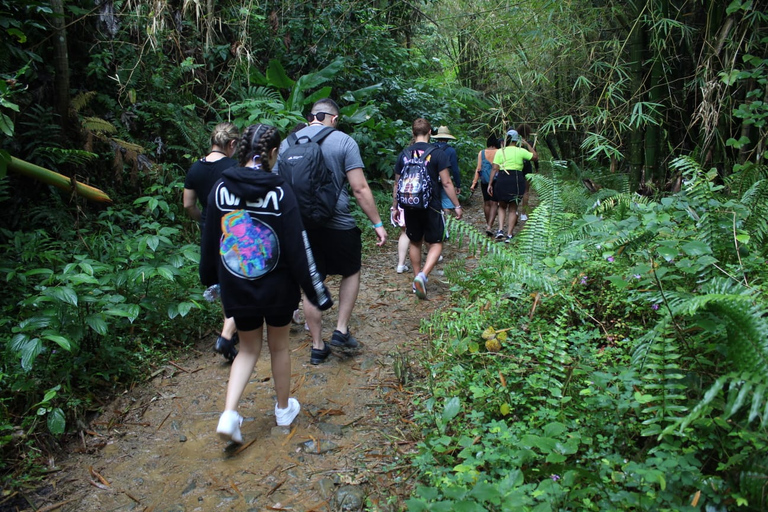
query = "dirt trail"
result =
(26, 200, 492, 512)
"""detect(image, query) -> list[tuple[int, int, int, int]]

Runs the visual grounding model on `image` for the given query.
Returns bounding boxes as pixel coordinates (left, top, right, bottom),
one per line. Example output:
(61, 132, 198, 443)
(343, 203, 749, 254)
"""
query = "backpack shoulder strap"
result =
(287, 132, 300, 147)
(481, 150, 489, 163)
(308, 126, 336, 144)
(421, 145, 436, 160)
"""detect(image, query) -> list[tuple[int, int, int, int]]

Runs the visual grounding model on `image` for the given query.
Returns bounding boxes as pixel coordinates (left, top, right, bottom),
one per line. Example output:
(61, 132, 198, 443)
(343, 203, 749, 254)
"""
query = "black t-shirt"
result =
(184, 156, 237, 223)
(394, 142, 450, 210)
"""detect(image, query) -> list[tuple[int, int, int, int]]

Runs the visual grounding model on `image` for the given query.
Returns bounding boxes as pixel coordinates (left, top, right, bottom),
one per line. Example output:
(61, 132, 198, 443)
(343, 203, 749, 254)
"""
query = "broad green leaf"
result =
(545, 452, 567, 463)
(177, 301, 194, 316)
(266, 59, 294, 89)
(156, 266, 175, 280)
(86, 314, 109, 335)
(657, 246, 677, 261)
(681, 240, 711, 256)
(442, 396, 461, 423)
(521, 435, 557, 452)
(147, 235, 160, 252)
(21, 337, 43, 371)
(0, 112, 14, 137)
(469, 482, 501, 503)
(543, 422, 567, 437)
(39, 385, 61, 405)
(606, 275, 629, 289)
(42, 334, 72, 351)
(47, 407, 66, 434)
(303, 86, 332, 106)
(416, 485, 439, 501)
(48, 286, 78, 306)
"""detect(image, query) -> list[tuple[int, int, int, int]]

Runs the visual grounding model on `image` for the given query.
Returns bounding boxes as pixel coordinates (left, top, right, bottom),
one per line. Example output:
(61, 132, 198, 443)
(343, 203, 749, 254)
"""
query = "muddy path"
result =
(24, 199, 497, 512)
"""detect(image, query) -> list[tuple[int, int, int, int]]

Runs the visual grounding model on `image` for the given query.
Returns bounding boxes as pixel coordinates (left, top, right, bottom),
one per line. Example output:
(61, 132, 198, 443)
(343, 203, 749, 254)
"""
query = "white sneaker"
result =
(275, 397, 301, 426)
(520, 214, 528, 221)
(217, 410, 243, 444)
(396, 264, 410, 274)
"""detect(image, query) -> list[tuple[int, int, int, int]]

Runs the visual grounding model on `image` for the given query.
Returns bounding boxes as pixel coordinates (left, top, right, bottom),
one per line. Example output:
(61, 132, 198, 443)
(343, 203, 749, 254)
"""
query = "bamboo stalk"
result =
(8, 156, 112, 203)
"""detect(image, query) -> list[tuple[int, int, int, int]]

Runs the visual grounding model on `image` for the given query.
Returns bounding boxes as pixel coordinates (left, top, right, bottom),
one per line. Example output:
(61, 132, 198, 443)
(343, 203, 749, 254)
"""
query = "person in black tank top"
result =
(184, 122, 240, 361)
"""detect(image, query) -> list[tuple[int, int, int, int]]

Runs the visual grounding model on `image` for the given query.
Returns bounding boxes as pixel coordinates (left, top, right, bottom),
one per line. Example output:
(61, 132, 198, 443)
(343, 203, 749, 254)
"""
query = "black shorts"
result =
(494, 170, 526, 204)
(480, 181, 495, 202)
(234, 312, 293, 331)
(404, 207, 445, 244)
(306, 227, 362, 279)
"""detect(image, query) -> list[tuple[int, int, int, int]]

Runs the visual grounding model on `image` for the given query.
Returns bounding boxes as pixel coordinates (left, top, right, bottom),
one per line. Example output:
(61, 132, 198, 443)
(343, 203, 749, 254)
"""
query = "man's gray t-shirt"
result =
(275, 125, 364, 231)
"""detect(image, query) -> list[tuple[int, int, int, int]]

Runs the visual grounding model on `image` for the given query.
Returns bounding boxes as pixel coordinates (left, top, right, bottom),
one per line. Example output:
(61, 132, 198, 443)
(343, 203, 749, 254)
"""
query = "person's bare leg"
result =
(489, 201, 498, 229)
(409, 241, 423, 276)
(421, 242, 443, 278)
(520, 189, 530, 217)
(266, 324, 291, 409)
(483, 200, 492, 229)
(335, 272, 360, 335)
(224, 326, 264, 411)
(303, 296, 323, 350)
(221, 316, 236, 340)
(397, 229, 409, 268)
(497, 202, 507, 233)
(507, 207, 518, 236)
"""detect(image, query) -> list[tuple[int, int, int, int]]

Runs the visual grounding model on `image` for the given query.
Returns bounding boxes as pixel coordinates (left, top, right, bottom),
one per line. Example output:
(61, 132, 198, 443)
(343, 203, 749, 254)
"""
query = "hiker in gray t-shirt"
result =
(274, 98, 386, 364)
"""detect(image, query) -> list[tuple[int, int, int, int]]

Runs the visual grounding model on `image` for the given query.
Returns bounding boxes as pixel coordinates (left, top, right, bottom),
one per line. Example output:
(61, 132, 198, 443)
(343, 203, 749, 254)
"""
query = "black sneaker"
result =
(310, 342, 331, 365)
(215, 336, 238, 362)
(330, 329, 360, 349)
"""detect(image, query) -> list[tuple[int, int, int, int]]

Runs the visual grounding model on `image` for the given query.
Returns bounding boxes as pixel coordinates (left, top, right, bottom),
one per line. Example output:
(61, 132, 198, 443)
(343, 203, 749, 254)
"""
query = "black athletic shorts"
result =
(494, 170, 526, 204)
(306, 226, 362, 279)
(480, 180, 496, 202)
(404, 207, 446, 244)
(234, 312, 293, 331)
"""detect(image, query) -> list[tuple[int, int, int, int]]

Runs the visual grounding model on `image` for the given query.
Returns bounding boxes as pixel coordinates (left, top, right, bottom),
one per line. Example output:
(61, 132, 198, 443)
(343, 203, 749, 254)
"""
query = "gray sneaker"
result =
(330, 330, 360, 349)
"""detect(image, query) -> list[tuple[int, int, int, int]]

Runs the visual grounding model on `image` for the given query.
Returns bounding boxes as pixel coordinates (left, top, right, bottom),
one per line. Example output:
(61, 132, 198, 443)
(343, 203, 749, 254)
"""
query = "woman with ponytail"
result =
(199, 124, 333, 444)
(183, 122, 240, 362)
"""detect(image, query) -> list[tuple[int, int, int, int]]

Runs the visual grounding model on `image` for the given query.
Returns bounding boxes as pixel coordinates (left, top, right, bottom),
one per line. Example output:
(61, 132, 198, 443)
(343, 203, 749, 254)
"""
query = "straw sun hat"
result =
(432, 126, 456, 140)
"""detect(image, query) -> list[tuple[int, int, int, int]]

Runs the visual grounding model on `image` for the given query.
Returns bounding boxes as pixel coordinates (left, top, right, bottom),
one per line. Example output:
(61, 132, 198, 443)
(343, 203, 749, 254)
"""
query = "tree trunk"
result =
(644, 58, 663, 184)
(628, 3, 645, 189)
(49, 0, 70, 129)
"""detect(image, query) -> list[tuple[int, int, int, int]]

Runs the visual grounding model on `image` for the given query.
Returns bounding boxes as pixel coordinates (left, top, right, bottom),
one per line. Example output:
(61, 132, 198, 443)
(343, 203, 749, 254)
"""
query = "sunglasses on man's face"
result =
(307, 111, 336, 122)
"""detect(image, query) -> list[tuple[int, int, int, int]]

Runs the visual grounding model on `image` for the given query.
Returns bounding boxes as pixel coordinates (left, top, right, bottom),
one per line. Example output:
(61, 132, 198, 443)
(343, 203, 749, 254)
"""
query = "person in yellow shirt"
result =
(488, 129, 538, 242)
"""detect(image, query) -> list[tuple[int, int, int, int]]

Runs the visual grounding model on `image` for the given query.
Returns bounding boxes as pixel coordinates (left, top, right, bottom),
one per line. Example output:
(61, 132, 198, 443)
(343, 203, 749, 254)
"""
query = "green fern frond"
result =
(739, 453, 768, 510)
(726, 161, 768, 197)
(445, 217, 556, 295)
(592, 192, 648, 219)
(631, 324, 688, 436)
(111, 138, 145, 154)
(445, 216, 504, 258)
(665, 371, 768, 435)
(527, 312, 571, 403)
(71, 91, 97, 113)
(82, 116, 117, 135)
(740, 179, 768, 245)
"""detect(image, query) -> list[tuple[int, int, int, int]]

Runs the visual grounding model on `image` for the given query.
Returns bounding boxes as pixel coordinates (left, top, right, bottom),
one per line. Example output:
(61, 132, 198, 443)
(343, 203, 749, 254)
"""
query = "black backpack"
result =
(278, 127, 339, 228)
(396, 146, 435, 209)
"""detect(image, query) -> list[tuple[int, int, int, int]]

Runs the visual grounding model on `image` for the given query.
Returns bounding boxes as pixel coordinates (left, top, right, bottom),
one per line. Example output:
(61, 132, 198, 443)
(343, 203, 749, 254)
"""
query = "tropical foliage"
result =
(0, 0, 766, 506)
(409, 158, 768, 510)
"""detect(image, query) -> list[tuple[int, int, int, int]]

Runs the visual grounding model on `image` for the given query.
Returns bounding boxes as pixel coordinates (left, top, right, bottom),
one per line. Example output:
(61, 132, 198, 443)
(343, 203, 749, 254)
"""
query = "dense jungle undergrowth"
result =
(2, 0, 768, 510)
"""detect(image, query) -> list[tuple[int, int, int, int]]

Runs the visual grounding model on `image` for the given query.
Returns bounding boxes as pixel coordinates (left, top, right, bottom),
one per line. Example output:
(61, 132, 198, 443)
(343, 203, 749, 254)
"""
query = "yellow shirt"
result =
(493, 146, 533, 171)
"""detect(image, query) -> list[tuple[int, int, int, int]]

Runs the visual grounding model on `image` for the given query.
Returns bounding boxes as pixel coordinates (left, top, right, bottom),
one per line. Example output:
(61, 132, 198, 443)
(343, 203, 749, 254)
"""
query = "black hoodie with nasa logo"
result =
(200, 166, 332, 319)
